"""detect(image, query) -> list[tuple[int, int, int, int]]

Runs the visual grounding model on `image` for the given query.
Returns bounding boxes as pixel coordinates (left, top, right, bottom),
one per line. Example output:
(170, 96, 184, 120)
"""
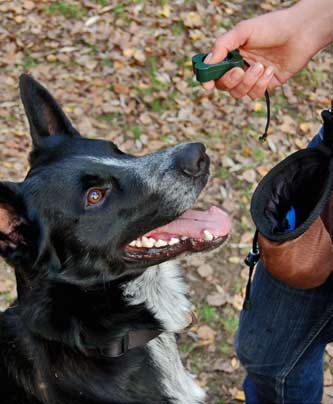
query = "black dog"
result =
(0, 75, 231, 404)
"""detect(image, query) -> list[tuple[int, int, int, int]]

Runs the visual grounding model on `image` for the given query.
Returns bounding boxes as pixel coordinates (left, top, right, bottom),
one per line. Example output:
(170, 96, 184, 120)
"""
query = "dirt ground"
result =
(0, 1, 333, 403)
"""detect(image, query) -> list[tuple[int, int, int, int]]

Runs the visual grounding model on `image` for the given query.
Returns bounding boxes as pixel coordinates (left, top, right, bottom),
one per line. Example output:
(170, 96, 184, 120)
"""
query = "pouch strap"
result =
(243, 229, 260, 310)
(322, 99, 333, 149)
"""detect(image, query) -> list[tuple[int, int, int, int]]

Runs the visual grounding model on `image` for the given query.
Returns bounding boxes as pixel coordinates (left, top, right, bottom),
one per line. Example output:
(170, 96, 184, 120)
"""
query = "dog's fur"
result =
(0, 75, 210, 404)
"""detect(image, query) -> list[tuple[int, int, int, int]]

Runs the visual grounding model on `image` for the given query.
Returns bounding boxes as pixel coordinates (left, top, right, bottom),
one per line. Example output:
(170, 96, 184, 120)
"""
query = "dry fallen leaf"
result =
(197, 264, 214, 279)
(229, 388, 246, 402)
(241, 169, 256, 183)
(299, 122, 312, 134)
(326, 344, 333, 358)
(197, 325, 216, 343)
(183, 12, 203, 28)
(213, 360, 235, 373)
(324, 369, 333, 386)
(253, 102, 263, 112)
(207, 291, 227, 307)
(0, 278, 14, 294)
(159, 4, 171, 18)
(228, 256, 241, 264)
(256, 165, 270, 177)
(134, 50, 146, 63)
(294, 138, 305, 149)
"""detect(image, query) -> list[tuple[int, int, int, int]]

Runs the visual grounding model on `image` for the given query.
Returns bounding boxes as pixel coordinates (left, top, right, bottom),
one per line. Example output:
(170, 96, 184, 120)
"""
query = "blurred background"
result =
(0, 0, 332, 402)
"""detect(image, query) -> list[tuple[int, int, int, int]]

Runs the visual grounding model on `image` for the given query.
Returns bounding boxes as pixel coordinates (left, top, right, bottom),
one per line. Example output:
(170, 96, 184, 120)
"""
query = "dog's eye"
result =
(86, 188, 106, 206)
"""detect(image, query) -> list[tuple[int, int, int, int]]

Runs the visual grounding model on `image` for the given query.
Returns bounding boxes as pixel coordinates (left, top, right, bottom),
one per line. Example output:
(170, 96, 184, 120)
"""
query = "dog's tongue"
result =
(145, 206, 231, 239)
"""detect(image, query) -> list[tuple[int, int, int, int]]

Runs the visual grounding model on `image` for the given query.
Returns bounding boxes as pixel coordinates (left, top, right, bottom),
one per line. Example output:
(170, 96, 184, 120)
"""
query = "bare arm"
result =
(203, 0, 333, 99)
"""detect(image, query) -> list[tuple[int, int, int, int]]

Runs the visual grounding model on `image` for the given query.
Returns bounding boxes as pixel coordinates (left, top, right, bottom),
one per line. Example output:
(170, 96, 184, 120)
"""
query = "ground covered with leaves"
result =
(0, 0, 333, 403)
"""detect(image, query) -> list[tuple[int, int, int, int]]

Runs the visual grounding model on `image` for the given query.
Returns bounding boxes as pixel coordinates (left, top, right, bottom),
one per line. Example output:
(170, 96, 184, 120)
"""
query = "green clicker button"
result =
(192, 50, 244, 83)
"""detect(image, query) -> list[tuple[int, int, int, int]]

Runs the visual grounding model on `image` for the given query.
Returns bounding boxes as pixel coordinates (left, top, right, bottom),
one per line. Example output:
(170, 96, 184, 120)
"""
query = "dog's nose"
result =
(176, 143, 209, 178)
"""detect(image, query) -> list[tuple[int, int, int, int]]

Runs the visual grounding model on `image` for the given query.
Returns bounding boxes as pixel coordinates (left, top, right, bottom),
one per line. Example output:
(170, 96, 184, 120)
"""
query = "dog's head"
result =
(0, 75, 231, 286)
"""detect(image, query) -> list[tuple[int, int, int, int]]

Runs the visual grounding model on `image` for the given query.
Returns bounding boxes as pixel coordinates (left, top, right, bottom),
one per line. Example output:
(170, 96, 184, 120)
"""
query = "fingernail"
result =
(265, 66, 274, 77)
(202, 81, 215, 90)
(204, 53, 212, 63)
(229, 69, 243, 84)
(252, 63, 264, 75)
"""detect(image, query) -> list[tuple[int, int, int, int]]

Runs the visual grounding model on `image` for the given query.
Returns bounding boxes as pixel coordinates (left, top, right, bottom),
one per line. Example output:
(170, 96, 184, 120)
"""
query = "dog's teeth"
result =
(148, 238, 156, 247)
(155, 239, 167, 248)
(129, 241, 136, 247)
(181, 236, 188, 240)
(203, 230, 214, 241)
(136, 239, 142, 248)
(169, 237, 180, 246)
(142, 236, 155, 248)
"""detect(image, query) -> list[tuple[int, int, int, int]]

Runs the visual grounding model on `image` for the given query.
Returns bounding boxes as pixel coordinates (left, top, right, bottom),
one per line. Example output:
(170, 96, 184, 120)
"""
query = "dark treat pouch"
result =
(247, 102, 333, 298)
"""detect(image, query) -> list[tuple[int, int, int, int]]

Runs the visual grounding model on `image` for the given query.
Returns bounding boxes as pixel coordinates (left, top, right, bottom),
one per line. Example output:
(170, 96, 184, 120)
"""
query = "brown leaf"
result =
(229, 388, 246, 402)
(256, 165, 269, 177)
(134, 50, 146, 63)
(197, 325, 216, 343)
(228, 256, 241, 264)
(326, 344, 333, 357)
(213, 360, 235, 373)
(197, 264, 213, 279)
(113, 83, 129, 95)
(241, 169, 256, 183)
(183, 12, 203, 28)
(324, 369, 333, 386)
(0, 278, 14, 294)
(280, 116, 296, 134)
(207, 291, 227, 307)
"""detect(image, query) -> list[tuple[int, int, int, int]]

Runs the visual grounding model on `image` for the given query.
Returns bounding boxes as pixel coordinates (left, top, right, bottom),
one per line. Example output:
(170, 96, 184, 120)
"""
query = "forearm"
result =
(290, 0, 333, 53)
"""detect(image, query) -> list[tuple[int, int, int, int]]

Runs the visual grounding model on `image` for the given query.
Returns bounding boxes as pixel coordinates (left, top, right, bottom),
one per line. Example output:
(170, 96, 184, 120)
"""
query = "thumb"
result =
(205, 22, 250, 64)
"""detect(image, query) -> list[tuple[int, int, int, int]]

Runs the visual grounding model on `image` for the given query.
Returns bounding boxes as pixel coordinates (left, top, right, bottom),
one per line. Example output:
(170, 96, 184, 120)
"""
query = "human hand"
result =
(203, 0, 333, 99)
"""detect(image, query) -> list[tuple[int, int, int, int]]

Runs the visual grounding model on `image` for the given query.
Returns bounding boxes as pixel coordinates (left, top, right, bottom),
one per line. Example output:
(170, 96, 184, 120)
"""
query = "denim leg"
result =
(235, 262, 333, 404)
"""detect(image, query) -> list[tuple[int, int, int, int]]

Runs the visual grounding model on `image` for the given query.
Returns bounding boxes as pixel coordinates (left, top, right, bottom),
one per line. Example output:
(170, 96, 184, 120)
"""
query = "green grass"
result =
(271, 91, 289, 114)
(22, 55, 38, 70)
(112, 3, 125, 15)
(102, 58, 113, 68)
(294, 67, 325, 89)
(179, 342, 195, 355)
(130, 126, 142, 140)
(218, 167, 229, 179)
(44, 1, 87, 19)
(222, 315, 239, 335)
(219, 340, 231, 355)
(232, 279, 242, 294)
(151, 99, 162, 113)
(2, 292, 13, 302)
(253, 147, 264, 161)
(171, 22, 184, 35)
(93, 0, 108, 6)
(198, 303, 218, 323)
(98, 113, 118, 122)
(160, 134, 172, 143)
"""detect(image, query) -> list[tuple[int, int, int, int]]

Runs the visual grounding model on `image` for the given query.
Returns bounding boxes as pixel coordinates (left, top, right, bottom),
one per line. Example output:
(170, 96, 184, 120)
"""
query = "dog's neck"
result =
(4, 261, 204, 404)
(17, 261, 192, 345)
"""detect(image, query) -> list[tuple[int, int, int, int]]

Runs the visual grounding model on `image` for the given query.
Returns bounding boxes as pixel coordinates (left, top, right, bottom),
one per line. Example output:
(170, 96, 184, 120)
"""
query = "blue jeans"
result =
(235, 128, 333, 403)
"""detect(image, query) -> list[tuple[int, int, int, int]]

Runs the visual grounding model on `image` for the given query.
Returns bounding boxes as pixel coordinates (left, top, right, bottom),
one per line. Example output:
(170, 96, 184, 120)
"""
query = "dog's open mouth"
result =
(123, 206, 231, 263)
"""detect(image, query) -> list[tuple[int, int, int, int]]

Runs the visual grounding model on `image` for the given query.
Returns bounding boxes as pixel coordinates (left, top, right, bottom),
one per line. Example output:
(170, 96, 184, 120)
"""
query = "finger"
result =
(209, 22, 251, 64)
(202, 22, 251, 91)
(215, 67, 245, 91)
(230, 63, 264, 99)
(201, 53, 215, 90)
(248, 66, 275, 99)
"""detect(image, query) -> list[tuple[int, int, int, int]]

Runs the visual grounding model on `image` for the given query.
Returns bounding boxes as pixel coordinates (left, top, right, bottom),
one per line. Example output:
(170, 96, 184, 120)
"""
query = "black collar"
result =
(85, 329, 163, 358)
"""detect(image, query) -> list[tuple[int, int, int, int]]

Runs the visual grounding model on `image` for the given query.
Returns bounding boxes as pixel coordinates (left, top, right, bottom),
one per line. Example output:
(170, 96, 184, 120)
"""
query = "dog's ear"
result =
(0, 182, 33, 264)
(19, 74, 80, 146)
